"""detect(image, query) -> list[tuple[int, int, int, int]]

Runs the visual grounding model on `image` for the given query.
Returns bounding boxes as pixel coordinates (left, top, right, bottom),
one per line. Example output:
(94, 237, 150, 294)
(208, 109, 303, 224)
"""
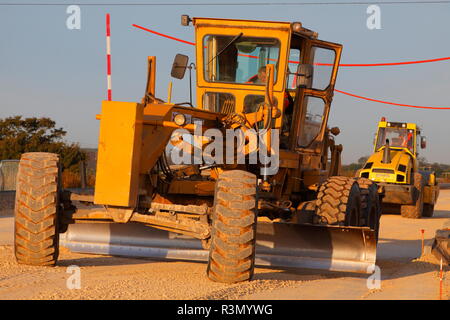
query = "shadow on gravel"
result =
(253, 266, 367, 282)
(375, 235, 447, 281)
(377, 258, 447, 281)
(57, 254, 205, 268)
(427, 210, 450, 219)
(380, 210, 450, 219)
(252, 254, 446, 284)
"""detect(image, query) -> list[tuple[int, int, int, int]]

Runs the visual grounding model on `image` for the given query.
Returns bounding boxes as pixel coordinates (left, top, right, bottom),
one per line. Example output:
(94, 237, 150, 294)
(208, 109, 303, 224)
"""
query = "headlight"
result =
(173, 113, 186, 126)
(291, 22, 302, 33)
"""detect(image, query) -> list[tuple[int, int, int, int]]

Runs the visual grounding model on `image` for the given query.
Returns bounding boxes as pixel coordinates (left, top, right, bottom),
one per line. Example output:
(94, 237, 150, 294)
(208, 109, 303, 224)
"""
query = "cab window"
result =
(203, 35, 280, 85)
(243, 94, 278, 114)
(310, 47, 335, 91)
(297, 96, 325, 148)
(376, 127, 414, 153)
(203, 92, 235, 114)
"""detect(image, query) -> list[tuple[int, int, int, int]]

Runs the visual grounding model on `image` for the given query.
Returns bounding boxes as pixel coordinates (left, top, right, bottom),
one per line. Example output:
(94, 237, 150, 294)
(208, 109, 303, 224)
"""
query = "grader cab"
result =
(14, 16, 381, 283)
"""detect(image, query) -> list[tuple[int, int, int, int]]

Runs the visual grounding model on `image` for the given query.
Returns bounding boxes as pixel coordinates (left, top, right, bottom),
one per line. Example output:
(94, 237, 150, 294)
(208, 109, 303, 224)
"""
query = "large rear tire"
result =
(207, 170, 257, 283)
(315, 176, 362, 226)
(401, 173, 424, 219)
(14, 152, 61, 266)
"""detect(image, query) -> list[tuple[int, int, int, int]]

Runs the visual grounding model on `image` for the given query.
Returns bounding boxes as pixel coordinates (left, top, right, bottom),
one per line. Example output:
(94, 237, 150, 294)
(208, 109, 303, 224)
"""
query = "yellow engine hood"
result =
(361, 148, 413, 184)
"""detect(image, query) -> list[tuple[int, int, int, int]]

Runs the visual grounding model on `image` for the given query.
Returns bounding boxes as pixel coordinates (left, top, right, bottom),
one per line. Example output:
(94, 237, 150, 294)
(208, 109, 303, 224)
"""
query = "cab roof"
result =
(193, 17, 292, 28)
(192, 17, 318, 39)
(378, 120, 420, 132)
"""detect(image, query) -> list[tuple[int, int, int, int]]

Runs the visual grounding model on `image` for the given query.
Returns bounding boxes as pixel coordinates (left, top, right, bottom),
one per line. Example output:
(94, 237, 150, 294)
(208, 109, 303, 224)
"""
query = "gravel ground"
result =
(0, 191, 449, 300)
(0, 245, 327, 300)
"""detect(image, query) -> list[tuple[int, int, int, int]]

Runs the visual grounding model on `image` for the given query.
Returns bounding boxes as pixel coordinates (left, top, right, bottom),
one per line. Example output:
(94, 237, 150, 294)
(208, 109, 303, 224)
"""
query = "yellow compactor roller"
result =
(358, 118, 439, 219)
(14, 16, 381, 283)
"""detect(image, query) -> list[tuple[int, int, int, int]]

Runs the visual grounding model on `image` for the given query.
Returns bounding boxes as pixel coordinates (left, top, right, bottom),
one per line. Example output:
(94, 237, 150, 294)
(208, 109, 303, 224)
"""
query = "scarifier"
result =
(14, 16, 381, 283)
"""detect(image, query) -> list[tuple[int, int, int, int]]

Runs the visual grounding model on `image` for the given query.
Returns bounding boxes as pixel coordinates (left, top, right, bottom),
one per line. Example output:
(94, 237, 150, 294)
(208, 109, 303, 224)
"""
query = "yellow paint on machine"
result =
(94, 101, 144, 207)
(194, 17, 292, 129)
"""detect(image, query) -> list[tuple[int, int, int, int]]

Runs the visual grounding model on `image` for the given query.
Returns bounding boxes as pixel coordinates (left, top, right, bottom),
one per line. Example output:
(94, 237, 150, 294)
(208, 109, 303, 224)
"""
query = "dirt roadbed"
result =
(1, 192, 449, 300)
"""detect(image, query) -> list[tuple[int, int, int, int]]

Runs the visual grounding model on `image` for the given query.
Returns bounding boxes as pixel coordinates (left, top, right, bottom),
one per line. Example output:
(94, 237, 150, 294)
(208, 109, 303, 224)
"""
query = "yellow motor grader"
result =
(14, 16, 381, 283)
(357, 118, 439, 219)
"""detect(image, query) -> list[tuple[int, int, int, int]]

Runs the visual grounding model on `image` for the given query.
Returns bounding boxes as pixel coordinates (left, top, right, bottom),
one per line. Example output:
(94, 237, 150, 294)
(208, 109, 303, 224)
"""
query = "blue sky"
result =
(0, 1, 449, 164)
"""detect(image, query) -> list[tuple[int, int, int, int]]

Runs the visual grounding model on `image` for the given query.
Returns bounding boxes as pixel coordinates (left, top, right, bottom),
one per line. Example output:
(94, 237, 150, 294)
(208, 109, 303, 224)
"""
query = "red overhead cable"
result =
(317, 56, 450, 67)
(132, 24, 196, 46)
(132, 24, 449, 110)
(335, 89, 450, 110)
(133, 24, 450, 67)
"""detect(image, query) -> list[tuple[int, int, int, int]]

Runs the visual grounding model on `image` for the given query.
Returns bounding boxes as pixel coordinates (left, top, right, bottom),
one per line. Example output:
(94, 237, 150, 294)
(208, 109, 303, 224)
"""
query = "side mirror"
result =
(171, 54, 189, 79)
(181, 15, 192, 26)
(296, 64, 313, 88)
(421, 136, 427, 149)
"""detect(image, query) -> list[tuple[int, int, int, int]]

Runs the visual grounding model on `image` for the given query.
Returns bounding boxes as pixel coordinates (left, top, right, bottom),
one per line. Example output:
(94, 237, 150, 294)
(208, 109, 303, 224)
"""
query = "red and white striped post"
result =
(106, 13, 112, 101)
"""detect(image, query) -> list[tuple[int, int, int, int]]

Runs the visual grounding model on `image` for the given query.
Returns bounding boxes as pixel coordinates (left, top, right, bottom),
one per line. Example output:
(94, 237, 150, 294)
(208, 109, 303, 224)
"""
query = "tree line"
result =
(0, 116, 85, 172)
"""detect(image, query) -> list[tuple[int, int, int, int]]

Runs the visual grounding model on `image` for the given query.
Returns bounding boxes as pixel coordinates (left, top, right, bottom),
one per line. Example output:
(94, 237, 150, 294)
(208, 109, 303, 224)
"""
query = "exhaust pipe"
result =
(382, 139, 391, 164)
(60, 221, 377, 274)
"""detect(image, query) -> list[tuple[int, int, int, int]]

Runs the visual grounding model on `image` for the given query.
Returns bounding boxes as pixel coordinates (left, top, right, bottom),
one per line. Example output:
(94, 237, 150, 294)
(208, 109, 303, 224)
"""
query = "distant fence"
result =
(0, 160, 19, 191)
(0, 159, 94, 217)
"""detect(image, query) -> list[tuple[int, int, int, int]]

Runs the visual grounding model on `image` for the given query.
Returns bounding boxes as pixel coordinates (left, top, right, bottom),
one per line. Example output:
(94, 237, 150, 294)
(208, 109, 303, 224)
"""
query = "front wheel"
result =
(207, 170, 257, 283)
(14, 152, 61, 266)
(315, 176, 362, 226)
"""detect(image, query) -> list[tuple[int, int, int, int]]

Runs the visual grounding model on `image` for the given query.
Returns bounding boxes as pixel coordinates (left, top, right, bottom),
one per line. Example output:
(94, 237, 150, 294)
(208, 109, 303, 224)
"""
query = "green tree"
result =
(418, 156, 428, 167)
(357, 156, 369, 165)
(0, 116, 85, 171)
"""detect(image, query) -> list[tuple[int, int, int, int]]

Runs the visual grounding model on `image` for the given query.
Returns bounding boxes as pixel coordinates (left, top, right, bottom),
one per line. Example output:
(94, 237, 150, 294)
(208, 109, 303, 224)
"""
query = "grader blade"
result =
(60, 221, 377, 274)
(255, 223, 377, 273)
